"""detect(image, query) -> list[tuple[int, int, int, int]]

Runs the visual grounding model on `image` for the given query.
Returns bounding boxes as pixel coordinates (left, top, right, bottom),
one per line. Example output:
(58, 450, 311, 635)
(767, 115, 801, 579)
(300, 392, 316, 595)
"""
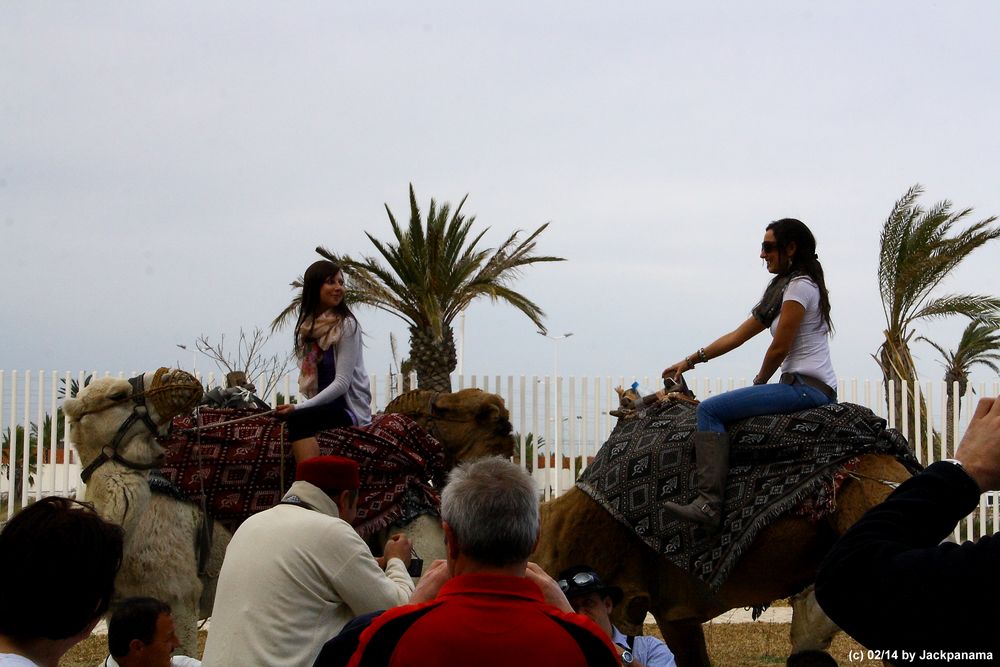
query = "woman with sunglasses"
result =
(276, 260, 372, 463)
(660, 218, 836, 527)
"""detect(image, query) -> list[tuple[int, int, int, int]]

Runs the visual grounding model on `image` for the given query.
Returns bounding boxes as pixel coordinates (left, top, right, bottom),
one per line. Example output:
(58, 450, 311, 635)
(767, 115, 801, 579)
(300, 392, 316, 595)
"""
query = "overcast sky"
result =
(3, 2, 1000, 400)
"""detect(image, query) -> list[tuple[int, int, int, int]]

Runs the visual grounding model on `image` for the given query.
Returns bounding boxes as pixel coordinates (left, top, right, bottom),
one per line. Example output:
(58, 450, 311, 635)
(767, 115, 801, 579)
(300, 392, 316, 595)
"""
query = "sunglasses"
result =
(558, 571, 599, 592)
(761, 241, 780, 253)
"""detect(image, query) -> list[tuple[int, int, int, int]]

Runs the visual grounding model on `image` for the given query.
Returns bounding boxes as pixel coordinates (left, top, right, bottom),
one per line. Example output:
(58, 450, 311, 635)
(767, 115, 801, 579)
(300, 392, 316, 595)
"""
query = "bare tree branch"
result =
(195, 327, 292, 399)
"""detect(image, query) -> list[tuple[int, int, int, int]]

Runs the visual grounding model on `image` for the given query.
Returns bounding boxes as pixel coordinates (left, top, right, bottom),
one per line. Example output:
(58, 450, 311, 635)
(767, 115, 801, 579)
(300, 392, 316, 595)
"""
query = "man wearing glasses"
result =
(559, 566, 677, 667)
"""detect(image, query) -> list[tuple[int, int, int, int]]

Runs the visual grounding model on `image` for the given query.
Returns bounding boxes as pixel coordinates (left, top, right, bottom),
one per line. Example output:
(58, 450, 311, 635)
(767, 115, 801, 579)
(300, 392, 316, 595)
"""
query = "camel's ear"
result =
(431, 390, 468, 417)
(476, 402, 500, 422)
(63, 397, 84, 420)
(430, 395, 447, 418)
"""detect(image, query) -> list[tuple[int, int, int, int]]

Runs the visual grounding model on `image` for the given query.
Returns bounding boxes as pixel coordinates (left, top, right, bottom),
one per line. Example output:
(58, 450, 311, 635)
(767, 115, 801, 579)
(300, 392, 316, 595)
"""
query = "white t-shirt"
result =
(0, 654, 40, 667)
(769, 276, 837, 390)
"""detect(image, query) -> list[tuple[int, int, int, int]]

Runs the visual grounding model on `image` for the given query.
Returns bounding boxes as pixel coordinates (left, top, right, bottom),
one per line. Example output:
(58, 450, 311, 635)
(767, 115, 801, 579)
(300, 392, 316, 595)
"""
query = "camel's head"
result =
(64, 368, 202, 468)
(384, 388, 515, 470)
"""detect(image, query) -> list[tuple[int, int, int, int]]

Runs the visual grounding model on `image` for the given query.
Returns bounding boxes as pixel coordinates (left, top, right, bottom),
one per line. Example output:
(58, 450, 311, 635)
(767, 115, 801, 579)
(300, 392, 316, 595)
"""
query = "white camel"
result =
(65, 369, 231, 655)
(65, 377, 516, 655)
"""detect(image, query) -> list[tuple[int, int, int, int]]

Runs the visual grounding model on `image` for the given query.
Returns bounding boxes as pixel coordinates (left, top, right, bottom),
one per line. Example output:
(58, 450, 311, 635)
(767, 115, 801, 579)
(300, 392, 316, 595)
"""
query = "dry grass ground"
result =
(700, 624, 881, 666)
(62, 631, 207, 666)
(60, 623, 881, 666)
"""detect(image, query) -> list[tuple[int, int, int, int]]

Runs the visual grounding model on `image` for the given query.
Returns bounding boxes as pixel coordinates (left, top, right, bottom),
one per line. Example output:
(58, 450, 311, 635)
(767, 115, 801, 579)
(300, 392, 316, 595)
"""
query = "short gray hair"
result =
(441, 456, 539, 566)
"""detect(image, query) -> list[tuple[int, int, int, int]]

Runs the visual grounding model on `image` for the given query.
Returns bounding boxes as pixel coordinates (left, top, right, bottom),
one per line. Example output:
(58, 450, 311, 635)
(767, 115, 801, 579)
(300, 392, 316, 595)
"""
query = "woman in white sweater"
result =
(277, 260, 372, 462)
(661, 218, 836, 527)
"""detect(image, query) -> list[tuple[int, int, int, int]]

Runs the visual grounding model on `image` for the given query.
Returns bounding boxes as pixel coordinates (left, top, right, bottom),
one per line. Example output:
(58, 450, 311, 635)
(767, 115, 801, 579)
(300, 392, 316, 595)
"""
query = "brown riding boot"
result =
(663, 431, 730, 528)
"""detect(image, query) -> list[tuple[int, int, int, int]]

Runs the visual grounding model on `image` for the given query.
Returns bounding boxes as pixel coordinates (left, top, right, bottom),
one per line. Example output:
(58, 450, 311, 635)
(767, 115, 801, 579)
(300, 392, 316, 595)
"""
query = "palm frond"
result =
(909, 295, 1000, 326)
(917, 318, 1000, 386)
(277, 187, 565, 378)
(879, 184, 1000, 337)
(270, 277, 304, 331)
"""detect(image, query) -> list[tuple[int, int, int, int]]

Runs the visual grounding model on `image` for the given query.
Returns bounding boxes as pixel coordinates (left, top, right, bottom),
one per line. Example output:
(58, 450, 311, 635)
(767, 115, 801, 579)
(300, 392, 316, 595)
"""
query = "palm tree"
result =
(273, 184, 564, 391)
(918, 321, 1000, 453)
(876, 184, 1000, 444)
(2, 422, 38, 504)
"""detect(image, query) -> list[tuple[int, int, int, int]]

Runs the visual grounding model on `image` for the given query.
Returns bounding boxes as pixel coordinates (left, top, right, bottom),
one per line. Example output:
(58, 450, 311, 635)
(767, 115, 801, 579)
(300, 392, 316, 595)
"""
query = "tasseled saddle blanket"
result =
(576, 400, 921, 592)
(155, 410, 445, 537)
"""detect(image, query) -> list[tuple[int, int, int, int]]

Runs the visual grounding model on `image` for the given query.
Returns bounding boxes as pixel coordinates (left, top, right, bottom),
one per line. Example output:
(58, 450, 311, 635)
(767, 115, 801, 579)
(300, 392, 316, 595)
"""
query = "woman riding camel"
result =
(276, 260, 372, 463)
(661, 218, 836, 527)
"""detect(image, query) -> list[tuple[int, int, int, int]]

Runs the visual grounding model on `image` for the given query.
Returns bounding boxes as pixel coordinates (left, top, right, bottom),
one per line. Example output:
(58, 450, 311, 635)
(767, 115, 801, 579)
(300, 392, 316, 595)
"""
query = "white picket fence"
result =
(3, 369, 999, 541)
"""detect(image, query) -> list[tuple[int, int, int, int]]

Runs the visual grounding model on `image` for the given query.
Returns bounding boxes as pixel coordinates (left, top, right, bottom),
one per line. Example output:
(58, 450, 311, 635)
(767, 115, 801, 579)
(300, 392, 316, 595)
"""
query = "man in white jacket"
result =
(201, 455, 414, 666)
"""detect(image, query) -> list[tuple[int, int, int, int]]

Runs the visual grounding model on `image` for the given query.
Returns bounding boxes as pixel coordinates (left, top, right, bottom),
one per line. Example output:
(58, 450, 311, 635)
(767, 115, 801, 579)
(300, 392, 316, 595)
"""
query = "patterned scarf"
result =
(751, 270, 803, 327)
(296, 310, 343, 398)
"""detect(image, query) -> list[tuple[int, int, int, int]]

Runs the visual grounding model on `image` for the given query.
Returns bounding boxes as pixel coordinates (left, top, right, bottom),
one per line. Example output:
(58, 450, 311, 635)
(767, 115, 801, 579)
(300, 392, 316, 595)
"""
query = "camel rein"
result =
(845, 470, 901, 490)
(175, 409, 277, 433)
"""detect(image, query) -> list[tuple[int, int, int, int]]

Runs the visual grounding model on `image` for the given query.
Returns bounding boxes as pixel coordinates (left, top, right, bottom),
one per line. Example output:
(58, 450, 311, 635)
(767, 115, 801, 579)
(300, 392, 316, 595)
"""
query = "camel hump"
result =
(384, 389, 437, 416)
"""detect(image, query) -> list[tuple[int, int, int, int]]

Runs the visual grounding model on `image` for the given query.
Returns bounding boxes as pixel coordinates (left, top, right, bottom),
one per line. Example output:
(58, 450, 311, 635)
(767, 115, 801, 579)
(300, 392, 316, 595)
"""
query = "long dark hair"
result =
(765, 218, 833, 332)
(293, 260, 356, 355)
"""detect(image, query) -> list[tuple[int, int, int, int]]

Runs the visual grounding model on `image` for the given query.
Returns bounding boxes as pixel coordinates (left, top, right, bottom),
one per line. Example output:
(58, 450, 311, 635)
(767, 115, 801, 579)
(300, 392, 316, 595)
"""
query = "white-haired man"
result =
(347, 456, 619, 667)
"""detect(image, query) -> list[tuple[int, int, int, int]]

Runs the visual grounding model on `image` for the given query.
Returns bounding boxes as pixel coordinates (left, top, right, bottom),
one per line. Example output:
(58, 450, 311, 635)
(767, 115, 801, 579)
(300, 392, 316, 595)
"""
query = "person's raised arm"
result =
(954, 397, 1000, 492)
(662, 316, 766, 380)
(524, 562, 573, 613)
(408, 559, 451, 604)
(331, 531, 415, 615)
(814, 398, 1000, 651)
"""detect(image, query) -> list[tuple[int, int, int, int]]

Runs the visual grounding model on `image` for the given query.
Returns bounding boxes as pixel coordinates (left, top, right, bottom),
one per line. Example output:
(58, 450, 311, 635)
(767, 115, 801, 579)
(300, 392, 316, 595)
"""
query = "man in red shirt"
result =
(347, 456, 620, 667)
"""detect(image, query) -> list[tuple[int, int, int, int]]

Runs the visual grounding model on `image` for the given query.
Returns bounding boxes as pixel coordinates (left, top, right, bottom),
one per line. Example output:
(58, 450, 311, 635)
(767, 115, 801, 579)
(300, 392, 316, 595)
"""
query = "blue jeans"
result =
(696, 381, 835, 432)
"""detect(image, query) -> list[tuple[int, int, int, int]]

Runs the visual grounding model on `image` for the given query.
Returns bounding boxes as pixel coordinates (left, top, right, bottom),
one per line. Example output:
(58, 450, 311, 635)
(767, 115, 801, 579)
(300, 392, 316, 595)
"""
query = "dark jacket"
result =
(816, 461, 1000, 665)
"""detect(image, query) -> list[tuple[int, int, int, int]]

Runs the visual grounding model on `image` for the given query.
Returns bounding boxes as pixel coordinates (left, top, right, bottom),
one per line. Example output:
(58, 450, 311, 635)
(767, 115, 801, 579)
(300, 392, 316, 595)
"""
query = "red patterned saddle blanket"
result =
(156, 409, 445, 536)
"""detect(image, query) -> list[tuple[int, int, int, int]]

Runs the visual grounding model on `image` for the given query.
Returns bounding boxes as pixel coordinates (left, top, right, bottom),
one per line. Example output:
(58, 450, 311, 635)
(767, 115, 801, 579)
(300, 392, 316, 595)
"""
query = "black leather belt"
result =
(779, 372, 837, 401)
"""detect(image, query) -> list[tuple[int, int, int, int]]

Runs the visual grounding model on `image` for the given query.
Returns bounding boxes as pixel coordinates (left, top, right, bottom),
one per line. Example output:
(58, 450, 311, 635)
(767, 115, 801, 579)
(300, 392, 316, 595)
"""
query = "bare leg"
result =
(292, 437, 320, 463)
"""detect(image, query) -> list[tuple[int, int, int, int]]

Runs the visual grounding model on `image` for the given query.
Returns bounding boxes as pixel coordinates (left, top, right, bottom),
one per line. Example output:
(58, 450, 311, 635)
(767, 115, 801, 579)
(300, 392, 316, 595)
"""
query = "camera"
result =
(406, 556, 424, 577)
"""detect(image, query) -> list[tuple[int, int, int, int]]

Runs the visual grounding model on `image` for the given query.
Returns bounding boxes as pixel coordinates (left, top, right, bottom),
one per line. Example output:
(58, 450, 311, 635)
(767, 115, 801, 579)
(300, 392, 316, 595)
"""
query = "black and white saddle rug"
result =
(576, 400, 920, 591)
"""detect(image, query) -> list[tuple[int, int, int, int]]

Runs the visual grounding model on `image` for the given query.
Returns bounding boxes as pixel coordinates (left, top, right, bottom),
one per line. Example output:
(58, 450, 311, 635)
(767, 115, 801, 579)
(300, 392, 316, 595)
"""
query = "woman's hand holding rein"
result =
(662, 348, 708, 380)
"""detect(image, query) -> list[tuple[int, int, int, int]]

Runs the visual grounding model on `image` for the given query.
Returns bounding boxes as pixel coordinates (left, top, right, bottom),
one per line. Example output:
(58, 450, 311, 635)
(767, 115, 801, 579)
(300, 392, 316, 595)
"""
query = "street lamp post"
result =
(537, 330, 573, 386)
(538, 331, 573, 496)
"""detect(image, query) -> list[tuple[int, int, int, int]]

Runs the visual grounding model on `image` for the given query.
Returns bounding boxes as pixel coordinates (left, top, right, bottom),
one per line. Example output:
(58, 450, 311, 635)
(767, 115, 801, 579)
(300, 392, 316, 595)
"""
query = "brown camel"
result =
(383, 388, 515, 467)
(534, 452, 911, 667)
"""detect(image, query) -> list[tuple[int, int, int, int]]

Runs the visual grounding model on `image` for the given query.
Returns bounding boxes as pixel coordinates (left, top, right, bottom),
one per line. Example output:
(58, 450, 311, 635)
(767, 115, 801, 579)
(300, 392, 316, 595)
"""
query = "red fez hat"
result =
(295, 456, 360, 491)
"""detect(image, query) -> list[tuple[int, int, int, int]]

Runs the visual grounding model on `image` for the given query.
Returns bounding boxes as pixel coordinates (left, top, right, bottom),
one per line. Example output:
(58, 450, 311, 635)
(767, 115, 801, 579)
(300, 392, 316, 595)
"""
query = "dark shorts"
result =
(285, 396, 354, 441)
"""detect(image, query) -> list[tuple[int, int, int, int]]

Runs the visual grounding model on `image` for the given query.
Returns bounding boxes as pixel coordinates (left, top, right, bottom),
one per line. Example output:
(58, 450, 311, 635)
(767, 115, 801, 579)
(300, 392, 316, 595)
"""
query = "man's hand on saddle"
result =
(955, 396, 1000, 492)
(382, 533, 413, 569)
(274, 404, 296, 419)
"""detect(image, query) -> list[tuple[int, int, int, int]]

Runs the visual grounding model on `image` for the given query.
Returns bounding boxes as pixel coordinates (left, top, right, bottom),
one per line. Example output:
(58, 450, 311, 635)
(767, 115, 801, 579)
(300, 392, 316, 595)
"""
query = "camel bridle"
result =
(79, 368, 202, 483)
